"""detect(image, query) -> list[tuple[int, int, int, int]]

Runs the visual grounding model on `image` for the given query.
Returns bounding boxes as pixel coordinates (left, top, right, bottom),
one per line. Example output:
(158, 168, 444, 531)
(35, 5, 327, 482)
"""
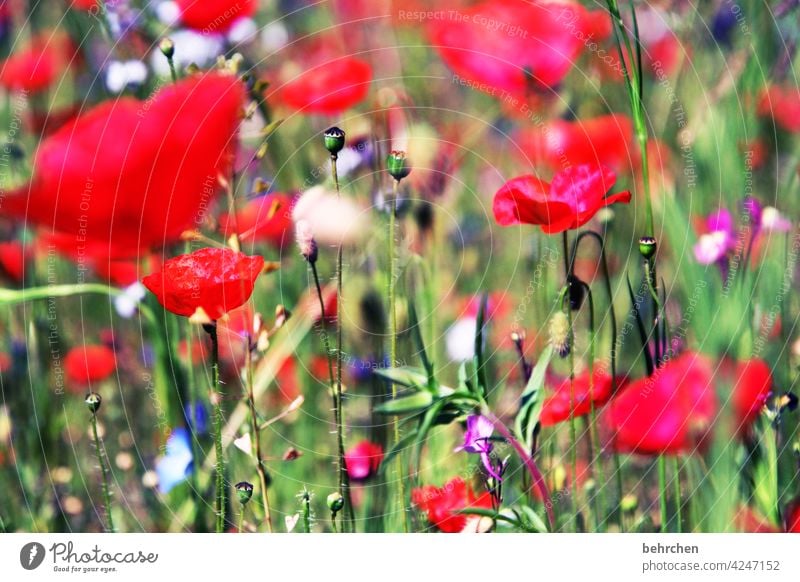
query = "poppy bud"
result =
(327, 491, 344, 513)
(324, 127, 346, 157)
(85, 392, 102, 414)
(566, 274, 586, 311)
(235, 481, 254, 505)
(638, 236, 657, 260)
(295, 220, 317, 263)
(386, 151, 411, 182)
(548, 311, 571, 358)
(621, 494, 638, 513)
(159, 38, 175, 60)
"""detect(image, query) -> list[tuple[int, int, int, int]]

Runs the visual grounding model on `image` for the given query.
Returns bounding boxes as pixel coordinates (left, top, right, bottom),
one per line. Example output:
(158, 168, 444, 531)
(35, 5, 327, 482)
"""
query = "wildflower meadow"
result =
(0, 0, 799, 549)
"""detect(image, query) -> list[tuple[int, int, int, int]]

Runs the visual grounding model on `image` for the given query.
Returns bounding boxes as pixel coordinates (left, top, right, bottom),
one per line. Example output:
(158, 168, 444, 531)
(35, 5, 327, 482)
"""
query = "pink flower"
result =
(344, 441, 383, 481)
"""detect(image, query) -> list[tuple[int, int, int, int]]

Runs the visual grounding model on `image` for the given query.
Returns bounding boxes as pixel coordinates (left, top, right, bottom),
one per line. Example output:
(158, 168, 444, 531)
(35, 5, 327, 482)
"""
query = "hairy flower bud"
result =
(295, 219, 317, 263)
(548, 311, 571, 358)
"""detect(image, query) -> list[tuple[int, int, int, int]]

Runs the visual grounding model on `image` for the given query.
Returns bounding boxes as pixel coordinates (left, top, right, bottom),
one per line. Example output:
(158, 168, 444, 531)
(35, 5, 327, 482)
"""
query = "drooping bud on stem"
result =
(159, 37, 175, 59)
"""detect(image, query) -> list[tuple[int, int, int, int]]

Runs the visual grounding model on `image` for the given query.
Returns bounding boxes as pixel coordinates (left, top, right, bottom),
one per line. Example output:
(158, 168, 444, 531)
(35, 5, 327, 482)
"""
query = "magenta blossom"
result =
(694, 208, 735, 265)
(455, 415, 501, 480)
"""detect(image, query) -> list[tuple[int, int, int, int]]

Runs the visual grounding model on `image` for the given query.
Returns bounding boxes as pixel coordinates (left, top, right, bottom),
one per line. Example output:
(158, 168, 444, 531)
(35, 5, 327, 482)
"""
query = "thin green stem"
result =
(330, 155, 355, 531)
(207, 323, 225, 533)
(672, 457, 682, 533)
(91, 412, 115, 533)
(658, 455, 668, 532)
(389, 178, 409, 532)
(238, 509, 244, 534)
(562, 231, 579, 530)
(245, 346, 273, 532)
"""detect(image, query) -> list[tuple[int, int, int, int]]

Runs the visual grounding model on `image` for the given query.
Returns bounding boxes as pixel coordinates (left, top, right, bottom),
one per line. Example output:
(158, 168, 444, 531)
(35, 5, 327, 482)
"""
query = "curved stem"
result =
(482, 410, 555, 530)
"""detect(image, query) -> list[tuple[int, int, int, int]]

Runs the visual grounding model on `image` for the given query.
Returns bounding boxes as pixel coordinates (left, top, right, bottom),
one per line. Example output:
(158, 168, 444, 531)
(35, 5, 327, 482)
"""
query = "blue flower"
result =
(156, 428, 193, 494)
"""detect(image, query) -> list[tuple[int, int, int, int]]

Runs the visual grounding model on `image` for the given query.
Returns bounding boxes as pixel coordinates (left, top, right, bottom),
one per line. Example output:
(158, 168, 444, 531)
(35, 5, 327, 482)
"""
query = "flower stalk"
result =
(86, 393, 115, 533)
(205, 322, 226, 533)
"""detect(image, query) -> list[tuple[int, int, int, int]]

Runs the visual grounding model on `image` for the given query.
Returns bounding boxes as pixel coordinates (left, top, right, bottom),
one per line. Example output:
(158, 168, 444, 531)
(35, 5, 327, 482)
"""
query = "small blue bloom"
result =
(156, 427, 193, 494)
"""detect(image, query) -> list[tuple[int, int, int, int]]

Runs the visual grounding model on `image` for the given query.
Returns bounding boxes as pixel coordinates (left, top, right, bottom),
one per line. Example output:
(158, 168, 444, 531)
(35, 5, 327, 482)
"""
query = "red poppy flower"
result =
(540, 367, 614, 427)
(411, 477, 493, 533)
(175, 0, 256, 32)
(142, 247, 264, 321)
(515, 114, 637, 175)
(345, 440, 384, 481)
(728, 358, 772, 432)
(0, 352, 12, 375)
(0, 31, 76, 94)
(758, 85, 800, 133)
(65, 345, 117, 386)
(1, 73, 244, 259)
(786, 498, 800, 533)
(219, 193, 295, 247)
(607, 352, 717, 456)
(493, 164, 631, 234)
(72, 0, 102, 10)
(429, 0, 610, 96)
(279, 56, 372, 115)
(0, 241, 26, 282)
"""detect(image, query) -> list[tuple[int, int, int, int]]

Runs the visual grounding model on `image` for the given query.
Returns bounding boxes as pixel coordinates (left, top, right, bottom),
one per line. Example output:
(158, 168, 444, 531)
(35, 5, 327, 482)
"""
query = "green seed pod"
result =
(639, 236, 657, 260)
(85, 392, 102, 414)
(235, 481, 254, 505)
(324, 127, 346, 157)
(386, 151, 411, 181)
(326, 491, 344, 513)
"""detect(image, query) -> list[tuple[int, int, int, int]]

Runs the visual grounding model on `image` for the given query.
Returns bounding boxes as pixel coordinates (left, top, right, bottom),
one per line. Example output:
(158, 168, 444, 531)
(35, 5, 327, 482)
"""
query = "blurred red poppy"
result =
(493, 164, 630, 233)
(0, 31, 76, 94)
(758, 85, 800, 133)
(515, 114, 637, 175)
(142, 247, 264, 320)
(219, 193, 295, 247)
(0, 241, 26, 282)
(0, 352, 12, 375)
(786, 498, 800, 533)
(429, 0, 610, 97)
(1, 73, 244, 259)
(175, 0, 256, 32)
(729, 358, 772, 433)
(540, 367, 614, 427)
(72, 0, 101, 10)
(279, 56, 372, 115)
(411, 477, 493, 533)
(345, 440, 383, 481)
(607, 352, 717, 455)
(65, 345, 116, 387)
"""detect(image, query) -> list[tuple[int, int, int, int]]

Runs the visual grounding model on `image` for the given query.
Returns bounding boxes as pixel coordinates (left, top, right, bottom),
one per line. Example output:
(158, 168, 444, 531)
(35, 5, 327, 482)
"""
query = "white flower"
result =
(155, 0, 180, 26)
(227, 17, 258, 45)
(294, 219, 316, 261)
(446, 318, 477, 362)
(114, 282, 147, 318)
(761, 206, 792, 233)
(149, 29, 224, 77)
(260, 22, 289, 53)
(105, 60, 148, 93)
(292, 185, 367, 246)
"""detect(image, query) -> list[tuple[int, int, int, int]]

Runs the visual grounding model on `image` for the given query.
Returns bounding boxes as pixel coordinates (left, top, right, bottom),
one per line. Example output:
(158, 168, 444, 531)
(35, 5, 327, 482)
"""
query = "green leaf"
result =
(473, 292, 489, 398)
(374, 391, 434, 415)
(514, 345, 554, 448)
(374, 367, 429, 389)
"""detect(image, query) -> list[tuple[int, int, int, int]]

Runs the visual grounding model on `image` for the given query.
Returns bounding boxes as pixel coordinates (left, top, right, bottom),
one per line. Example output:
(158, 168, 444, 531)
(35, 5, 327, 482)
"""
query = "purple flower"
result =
(694, 208, 735, 265)
(455, 415, 501, 480)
